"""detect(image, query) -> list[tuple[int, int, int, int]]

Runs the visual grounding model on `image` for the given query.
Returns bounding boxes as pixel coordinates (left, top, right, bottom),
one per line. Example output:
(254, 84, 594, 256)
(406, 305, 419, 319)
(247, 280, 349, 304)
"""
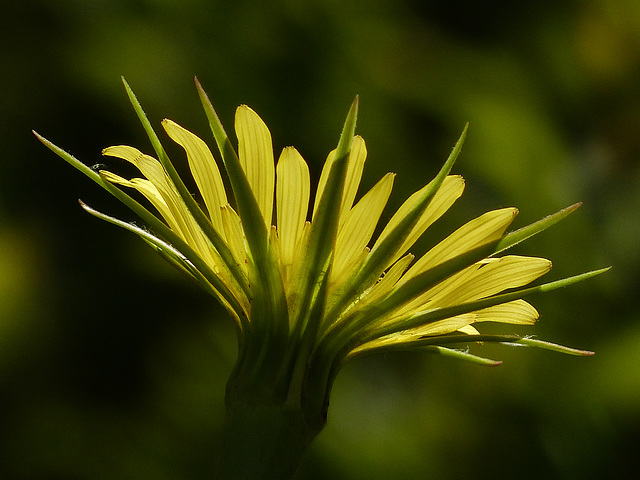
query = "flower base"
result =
(217, 393, 323, 480)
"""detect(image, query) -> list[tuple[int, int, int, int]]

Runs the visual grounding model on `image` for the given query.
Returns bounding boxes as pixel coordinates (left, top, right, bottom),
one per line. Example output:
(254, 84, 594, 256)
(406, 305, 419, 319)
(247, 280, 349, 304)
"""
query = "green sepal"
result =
(424, 346, 503, 366)
(282, 264, 332, 410)
(34, 131, 156, 222)
(34, 130, 252, 317)
(121, 77, 251, 300)
(196, 78, 289, 381)
(195, 80, 268, 256)
(34, 132, 191, 250)
(506, 336, 595, 356)
(195, 78, 282, 295)
(290, 96, 359, 336)
(494, 202, 582, 254)
(348, 334, 594, 361)
(78, 200, 247, 326)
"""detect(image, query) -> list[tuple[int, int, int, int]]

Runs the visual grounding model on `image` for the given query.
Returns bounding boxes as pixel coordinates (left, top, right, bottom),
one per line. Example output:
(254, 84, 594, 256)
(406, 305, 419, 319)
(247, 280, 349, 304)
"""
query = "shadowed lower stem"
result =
(217, 389, 324, 480)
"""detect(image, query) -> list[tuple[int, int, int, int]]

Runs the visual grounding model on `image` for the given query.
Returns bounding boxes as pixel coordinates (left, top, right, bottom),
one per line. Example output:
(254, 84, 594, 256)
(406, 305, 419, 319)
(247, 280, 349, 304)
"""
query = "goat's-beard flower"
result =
(35, 78, 607, 479)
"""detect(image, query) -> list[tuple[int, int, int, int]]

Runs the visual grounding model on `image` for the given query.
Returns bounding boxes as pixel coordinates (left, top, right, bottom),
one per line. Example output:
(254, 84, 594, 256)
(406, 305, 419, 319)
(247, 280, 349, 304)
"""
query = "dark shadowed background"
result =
(1, 0, 638, 479)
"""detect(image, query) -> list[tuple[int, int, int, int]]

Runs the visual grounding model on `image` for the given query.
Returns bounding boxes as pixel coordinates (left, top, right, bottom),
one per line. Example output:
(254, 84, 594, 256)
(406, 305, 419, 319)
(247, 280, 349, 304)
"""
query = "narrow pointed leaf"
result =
(425, 346, 503, 366)
(196, 78, 288, 336)
(510, 337, 595, 356)
(78, 200, 247, 327)
(351, 333, 595, 360)
(121, 78, 250, 297)
(290, 97, 359, 338)
(34, 132, 202, 255)
(494, 203, 582, 254)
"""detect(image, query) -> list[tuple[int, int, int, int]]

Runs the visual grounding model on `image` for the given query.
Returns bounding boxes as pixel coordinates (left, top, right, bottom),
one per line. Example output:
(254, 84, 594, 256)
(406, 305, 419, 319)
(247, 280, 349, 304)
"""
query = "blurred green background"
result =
(1, 0, 637, 478)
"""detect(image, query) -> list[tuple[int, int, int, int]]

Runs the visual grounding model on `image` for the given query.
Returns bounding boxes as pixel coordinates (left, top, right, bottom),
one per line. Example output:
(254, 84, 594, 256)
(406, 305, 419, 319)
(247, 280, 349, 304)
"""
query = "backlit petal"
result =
(102, 146, 216, 269)
(313, 135, 367, 227)
(353, 299, 538, 355)
(422, 256, 551, 307)
(372, 175, 465, 267)
(162, 119, 228, 237)
(400, 207, 518, 284)
(235, 105, 275, 228)
(358, 253, 415, 308)
(102, 145, 169, 191)
(276, 147, 310, 267)
(397, 255, 551, 316)
(221, 204, 247, 275)
(99, 171, 173, 225)
(332, 173, 395, 279)
(472, 299, 539, 324)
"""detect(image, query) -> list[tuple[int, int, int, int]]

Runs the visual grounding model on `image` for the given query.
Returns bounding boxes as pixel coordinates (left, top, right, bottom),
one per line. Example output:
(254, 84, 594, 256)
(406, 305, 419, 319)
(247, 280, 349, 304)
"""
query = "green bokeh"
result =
(1, 0, 637, 478)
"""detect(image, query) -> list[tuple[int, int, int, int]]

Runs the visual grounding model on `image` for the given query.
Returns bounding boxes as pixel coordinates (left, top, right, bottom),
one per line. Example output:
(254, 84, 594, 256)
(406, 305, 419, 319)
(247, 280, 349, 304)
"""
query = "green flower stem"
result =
(218, 382, 324, 480)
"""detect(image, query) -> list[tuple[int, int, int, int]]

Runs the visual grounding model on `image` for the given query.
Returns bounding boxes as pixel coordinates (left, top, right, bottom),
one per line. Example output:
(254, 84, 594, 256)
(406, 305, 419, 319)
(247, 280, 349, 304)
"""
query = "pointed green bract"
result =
(494, 202, 582, 254)
(78, 200, 247, 327)
(122, 78, 251, 299)
(348, 333, 594, 361)
(33, 132, 214, 268)
(290, 97, 358, 336)
(508, 337, 595, 356)
(426, 346, 503, 367)
(197, 79, 290, 349)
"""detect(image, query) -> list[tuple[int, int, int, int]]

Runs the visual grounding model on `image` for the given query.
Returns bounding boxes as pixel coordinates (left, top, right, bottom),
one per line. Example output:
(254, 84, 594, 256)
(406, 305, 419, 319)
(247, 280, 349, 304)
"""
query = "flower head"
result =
(35, 78, 607, 431)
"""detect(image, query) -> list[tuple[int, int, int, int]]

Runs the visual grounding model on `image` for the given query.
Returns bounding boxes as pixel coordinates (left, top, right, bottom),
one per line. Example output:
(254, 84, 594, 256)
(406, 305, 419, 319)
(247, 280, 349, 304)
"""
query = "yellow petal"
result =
(99, 171, 172, 222)
(98, 171, 186, 239)
(457, 325, 480, 335)
(410, 299, 538, 336)
(354, 299, 537, 355)
(235, 105, 275, 228)
(313, 135, 367, 227)
(102, 146, 169, 191)
(430, 256, 551, 306)
(407, 316, 474, 337)
(372, 175, 465, 267)
(221, 205, 247, 275)
(276, 147, 310, 267)
(472, 299, 539, 325)
(102, 146, 182, 223)
(332, 172, 395, 279)
(357, 253, 415, 308)
(400, 207, 518, 284)
(103, 146, 215, 268)
(400, 255, 551, 315)
(162, 119, 228, 237)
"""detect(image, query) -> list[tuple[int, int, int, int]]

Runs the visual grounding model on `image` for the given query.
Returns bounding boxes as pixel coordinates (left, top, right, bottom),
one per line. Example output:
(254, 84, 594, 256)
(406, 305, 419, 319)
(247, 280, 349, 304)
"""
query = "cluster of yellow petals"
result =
(100, 105, 550, 351)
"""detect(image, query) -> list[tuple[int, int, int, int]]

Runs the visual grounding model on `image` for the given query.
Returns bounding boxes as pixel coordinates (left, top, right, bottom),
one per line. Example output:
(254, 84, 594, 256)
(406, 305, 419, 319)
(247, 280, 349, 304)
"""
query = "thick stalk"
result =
(217, 393, 324, 480)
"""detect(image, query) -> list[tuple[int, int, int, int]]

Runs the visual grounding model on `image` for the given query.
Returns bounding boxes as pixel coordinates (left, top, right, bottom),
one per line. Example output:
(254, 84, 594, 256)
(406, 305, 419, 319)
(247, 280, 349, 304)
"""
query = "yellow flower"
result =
(102, 108, 545, 343)
(35, 79, 607, 470)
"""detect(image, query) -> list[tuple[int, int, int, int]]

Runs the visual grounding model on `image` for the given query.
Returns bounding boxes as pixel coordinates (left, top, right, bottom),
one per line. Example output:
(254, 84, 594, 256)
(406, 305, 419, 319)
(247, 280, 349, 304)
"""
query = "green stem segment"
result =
(217, 393, 323, 480)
